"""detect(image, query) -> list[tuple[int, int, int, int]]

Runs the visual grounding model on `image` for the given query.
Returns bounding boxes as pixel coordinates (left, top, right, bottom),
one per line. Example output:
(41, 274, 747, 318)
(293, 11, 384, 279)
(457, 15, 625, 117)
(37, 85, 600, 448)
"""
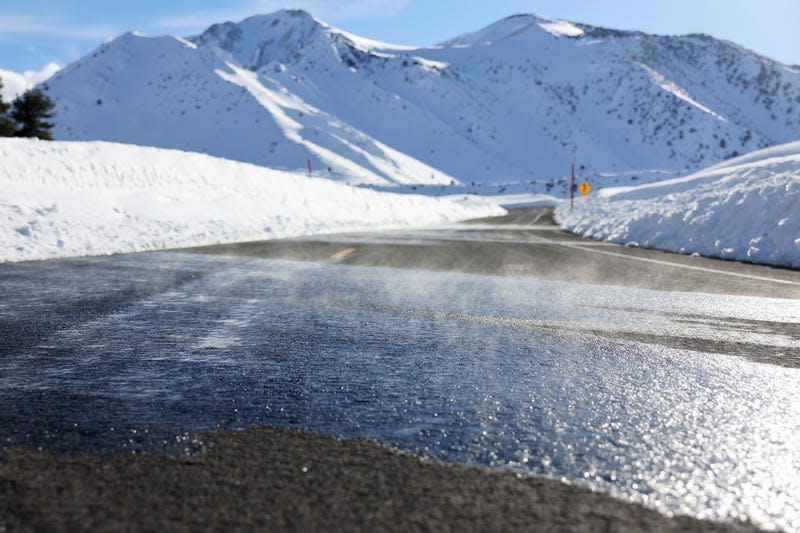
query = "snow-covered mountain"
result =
(41, 9, 800, 189)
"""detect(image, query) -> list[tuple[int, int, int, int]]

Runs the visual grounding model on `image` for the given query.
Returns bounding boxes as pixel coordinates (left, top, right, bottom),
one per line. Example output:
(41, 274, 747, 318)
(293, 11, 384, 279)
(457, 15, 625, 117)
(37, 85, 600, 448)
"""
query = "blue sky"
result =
(1, 0, 798, 93)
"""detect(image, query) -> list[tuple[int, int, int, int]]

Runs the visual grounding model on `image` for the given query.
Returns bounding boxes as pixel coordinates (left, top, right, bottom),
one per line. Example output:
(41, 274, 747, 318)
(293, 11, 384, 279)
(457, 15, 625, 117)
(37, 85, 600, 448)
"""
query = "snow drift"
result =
(0, 138, 505, 262)
(557, 141, 800, 268)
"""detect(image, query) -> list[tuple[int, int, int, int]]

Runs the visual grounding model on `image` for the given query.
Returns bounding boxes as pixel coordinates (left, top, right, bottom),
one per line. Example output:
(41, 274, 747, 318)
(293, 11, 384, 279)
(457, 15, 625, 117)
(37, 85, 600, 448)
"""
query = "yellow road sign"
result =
(579, 181, 591, 197)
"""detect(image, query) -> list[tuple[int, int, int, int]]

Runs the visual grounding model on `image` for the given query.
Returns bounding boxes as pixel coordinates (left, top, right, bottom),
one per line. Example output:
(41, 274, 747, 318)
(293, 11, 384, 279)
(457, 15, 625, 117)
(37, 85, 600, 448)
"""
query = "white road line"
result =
(555, 241, 800, 287)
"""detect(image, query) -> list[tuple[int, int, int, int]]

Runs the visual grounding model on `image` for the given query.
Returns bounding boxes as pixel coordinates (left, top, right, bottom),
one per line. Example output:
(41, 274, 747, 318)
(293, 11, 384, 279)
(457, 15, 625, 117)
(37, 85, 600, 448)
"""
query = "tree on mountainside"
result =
(11, 88, 56, 140)
(0, 77, 15, 137)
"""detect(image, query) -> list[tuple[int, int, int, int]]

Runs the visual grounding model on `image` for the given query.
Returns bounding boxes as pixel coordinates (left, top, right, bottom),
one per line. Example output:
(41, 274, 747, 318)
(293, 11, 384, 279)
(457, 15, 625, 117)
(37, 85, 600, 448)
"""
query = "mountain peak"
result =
(236, 8, 317, 27)
(191, 9, 329, 69)
(440, 13, 588, 47)
(194, 8, 324, 43)
(191, 8, 415, 71)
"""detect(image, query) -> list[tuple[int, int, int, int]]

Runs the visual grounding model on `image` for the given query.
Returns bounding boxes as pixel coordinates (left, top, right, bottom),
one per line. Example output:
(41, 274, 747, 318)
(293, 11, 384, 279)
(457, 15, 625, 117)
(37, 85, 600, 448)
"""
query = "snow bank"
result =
(556, 141, 800, 268)
(0, 139, 505, 262)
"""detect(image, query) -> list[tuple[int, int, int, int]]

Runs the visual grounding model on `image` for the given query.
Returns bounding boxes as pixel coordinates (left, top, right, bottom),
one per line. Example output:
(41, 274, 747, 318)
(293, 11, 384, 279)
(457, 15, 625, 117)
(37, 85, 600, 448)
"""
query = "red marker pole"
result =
(307, 159, 312, 178)
(570, 163, 576, 211)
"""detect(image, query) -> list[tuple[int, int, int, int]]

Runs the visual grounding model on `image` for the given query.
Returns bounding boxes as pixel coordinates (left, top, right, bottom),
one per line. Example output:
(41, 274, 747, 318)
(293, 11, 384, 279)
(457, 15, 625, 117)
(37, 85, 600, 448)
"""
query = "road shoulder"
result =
(1, 426, 758, 532)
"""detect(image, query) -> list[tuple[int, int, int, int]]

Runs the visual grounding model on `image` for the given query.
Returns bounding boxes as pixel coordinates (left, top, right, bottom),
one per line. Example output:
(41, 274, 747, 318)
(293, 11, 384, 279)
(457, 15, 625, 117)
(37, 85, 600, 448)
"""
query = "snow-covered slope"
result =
(0, 138, 504, 262)
(556, 141, 800, 268)
(41, 10, 800, 190)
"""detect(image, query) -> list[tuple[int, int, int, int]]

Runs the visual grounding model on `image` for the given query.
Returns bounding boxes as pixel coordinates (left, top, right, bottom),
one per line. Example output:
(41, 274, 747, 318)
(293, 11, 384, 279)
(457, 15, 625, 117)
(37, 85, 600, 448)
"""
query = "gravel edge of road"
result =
(0, 426, 760, 532)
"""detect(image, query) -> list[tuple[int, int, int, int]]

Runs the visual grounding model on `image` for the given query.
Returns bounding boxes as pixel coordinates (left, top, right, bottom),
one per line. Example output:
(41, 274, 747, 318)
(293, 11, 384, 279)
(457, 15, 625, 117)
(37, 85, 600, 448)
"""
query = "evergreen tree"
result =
(11, 88, 56, 140)
(0, 77, 15, 137)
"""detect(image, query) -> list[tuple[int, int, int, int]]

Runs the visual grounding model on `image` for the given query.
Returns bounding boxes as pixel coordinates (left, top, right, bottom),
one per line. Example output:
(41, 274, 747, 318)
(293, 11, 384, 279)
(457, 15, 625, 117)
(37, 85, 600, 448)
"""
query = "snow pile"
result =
(0, 138, 505, 262)
(557, 141, 800, 268)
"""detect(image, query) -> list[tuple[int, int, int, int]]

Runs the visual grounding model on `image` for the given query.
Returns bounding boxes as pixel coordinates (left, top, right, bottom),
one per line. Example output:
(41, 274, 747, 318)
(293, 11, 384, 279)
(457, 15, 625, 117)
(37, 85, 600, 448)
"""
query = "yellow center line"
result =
(330, 247, 357, 261)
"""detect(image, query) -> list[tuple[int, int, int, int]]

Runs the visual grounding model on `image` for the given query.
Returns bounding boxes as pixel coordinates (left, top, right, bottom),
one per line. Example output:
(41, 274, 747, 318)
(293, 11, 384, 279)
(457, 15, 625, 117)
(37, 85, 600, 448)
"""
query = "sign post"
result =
(579, 181, 591, 197)
(570, 163, 576, 211)
(307, 159, 312, 178)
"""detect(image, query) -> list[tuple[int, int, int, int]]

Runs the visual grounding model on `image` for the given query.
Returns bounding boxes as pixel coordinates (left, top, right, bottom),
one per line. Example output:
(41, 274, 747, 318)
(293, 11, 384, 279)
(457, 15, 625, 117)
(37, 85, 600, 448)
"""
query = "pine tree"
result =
(11, 88, 56, 140)
(0, 77, 15, 137)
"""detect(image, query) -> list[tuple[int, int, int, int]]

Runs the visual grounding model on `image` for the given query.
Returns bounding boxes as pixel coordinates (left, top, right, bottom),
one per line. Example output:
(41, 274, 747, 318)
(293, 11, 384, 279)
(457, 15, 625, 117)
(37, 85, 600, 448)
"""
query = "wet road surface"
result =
(193, 207, 800, 367)
(1, 208, 799, 531)
(194, 208, 800, 300)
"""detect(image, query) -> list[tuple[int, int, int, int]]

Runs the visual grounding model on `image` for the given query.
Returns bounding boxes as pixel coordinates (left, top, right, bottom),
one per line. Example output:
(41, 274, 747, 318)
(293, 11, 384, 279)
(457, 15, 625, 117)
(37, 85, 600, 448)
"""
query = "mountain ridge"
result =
(40, 9, 800, 190)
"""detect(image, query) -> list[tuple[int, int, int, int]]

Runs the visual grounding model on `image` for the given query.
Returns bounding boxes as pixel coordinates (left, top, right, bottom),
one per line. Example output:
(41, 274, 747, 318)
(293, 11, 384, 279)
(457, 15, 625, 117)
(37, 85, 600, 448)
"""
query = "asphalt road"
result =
(193, 207, 800, 300)
(2, 207, 799, 531)
(192, 207, 800, 368)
